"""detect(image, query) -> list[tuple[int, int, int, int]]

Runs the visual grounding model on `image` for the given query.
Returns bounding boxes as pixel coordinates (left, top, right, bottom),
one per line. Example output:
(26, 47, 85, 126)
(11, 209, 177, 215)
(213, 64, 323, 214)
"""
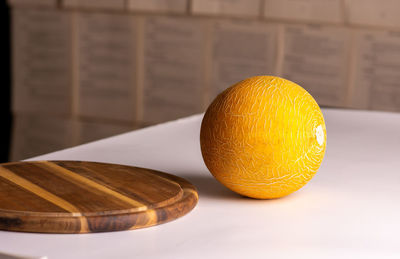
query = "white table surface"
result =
(1, 108, 400, 259)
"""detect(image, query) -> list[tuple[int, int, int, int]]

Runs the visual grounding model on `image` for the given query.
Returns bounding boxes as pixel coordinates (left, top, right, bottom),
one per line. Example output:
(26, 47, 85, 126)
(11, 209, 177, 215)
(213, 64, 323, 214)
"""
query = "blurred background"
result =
(3, 0, 400, 162)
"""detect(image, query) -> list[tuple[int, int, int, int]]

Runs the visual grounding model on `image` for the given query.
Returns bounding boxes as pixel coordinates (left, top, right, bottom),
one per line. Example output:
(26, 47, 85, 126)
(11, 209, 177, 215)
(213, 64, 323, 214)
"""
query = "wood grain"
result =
(0, 161, 198, 233)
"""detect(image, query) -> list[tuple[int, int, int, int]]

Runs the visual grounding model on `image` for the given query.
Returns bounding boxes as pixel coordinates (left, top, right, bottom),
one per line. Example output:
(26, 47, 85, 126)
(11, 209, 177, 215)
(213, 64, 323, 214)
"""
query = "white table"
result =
(1, 108, 400, 259)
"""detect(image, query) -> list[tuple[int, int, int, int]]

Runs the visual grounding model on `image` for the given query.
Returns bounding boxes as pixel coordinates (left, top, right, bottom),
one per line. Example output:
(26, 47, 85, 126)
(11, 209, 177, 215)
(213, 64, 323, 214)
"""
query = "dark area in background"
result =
(1, 2, 12, 162)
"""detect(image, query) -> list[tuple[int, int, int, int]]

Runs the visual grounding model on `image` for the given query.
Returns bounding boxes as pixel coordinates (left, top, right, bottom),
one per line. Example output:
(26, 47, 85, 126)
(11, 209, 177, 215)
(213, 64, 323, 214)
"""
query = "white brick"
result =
(264, 0, 344, 24)
(127, 0, 187, 14)
(345, 0, 400, 28)
(11, 114, 75, 161)
(62, 0, 125, 10)
(141, 16, 207, 123)
(281, 25, 352, 107)
(192, 0, 261, 18)
(12, 9, 73, 115)
(77, 13, 137, 122)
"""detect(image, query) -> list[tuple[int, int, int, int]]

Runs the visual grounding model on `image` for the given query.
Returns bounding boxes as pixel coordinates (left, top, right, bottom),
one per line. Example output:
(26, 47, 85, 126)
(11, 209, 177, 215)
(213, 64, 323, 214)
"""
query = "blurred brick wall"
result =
(8, 0, 400, 160)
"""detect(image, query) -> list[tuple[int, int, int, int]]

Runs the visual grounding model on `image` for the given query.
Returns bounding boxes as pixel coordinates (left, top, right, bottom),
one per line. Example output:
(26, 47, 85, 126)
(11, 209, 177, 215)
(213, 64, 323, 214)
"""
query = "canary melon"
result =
(200, 76, 326, 199)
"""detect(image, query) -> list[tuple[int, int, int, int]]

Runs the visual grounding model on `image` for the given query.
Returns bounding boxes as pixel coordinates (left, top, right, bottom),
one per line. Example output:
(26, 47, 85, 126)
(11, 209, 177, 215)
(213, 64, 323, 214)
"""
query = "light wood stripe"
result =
(184, 188, 199, 199)
(0, 166, 81, 215)
(42, 162, 148, 211)
(1, 165, 90, 232)
(0, 165, 90, 232)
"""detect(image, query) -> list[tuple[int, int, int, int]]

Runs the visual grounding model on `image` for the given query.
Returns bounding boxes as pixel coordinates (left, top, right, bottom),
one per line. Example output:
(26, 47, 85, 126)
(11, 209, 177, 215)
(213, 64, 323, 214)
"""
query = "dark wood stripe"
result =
(0, 216, 22, 229)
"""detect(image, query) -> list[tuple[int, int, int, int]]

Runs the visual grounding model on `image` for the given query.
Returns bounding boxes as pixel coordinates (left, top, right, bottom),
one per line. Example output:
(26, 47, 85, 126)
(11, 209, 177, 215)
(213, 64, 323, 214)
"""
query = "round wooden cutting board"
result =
(0, 161, 198, 234)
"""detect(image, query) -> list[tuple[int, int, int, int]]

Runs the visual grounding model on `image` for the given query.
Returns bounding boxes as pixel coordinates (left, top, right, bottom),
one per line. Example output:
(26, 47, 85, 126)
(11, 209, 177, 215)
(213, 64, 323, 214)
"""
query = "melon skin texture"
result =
(200, 76, 326, 199)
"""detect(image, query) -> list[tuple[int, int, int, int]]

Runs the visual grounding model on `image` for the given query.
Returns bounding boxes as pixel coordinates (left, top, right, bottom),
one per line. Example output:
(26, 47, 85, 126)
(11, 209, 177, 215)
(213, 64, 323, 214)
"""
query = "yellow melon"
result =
(200, 76, 326, 199)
